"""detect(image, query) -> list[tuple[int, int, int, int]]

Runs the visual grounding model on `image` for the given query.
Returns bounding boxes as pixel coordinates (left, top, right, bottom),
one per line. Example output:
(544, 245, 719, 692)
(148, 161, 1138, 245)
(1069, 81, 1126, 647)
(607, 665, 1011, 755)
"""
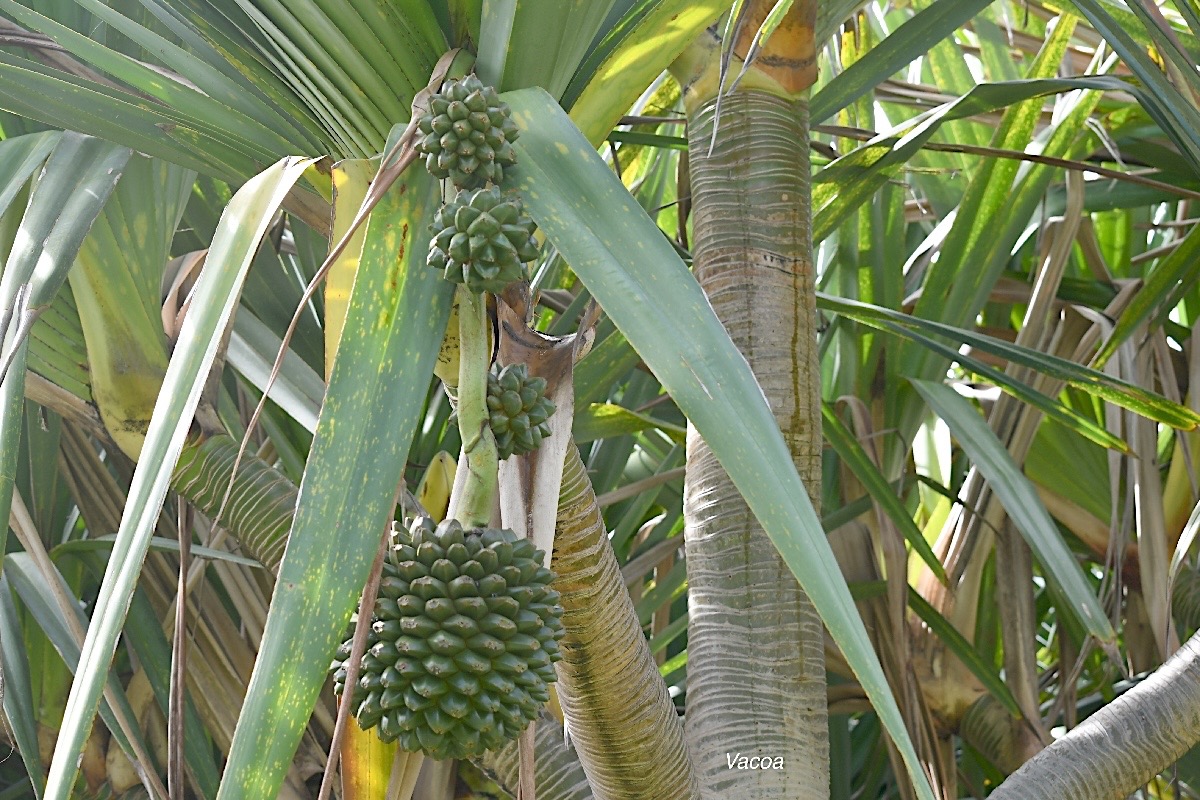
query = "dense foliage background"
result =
(4, 1, 1200, 798)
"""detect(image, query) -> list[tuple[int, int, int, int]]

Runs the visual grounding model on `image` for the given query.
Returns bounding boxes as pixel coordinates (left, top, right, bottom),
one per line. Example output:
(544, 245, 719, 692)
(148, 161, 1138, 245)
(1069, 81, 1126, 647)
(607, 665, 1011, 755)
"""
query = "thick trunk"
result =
(551, 446, 699, 799)
(683, 89, 827, 797)
(990, 631, 1200, 799)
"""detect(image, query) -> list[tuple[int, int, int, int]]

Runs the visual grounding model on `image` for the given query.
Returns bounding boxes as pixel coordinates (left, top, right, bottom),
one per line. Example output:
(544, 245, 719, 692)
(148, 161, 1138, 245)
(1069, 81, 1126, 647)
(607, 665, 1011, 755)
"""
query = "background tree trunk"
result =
(991, 630, 1200, 799)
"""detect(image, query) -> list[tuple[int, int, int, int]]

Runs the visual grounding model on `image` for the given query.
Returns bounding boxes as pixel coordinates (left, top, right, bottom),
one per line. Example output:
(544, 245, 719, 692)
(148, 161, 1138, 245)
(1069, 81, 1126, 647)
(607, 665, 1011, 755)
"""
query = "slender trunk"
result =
(552, 446, 699, 799)
(990, 630, 1200, 799)
(171, 434, 297, 573)
(475, 714, 594, 800)
(681, 73, 827, 798)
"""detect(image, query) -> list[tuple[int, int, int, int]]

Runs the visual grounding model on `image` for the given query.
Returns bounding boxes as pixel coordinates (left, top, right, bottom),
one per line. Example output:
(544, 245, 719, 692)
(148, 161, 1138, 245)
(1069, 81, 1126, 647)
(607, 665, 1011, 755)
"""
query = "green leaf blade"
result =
(911, 380, 1116, 647)
(41, 155, 316, 800)
(215, 167, 453, 800)
(505, 86, 936, 800)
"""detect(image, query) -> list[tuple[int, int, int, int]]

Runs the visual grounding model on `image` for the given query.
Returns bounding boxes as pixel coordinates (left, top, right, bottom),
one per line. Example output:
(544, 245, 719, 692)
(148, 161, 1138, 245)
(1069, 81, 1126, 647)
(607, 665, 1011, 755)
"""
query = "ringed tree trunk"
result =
(990, 630, 1200, 800)
(671, 4, 826, 797)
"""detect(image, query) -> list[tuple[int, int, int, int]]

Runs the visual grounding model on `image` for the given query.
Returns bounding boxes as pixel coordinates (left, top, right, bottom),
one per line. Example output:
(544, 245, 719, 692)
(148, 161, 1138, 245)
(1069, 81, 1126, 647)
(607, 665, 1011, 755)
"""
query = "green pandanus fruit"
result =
(427, 187, 540, 294)
(486, 363, 555, 459)
(417, 75, 520, 189)
(331, 517, 564, 760)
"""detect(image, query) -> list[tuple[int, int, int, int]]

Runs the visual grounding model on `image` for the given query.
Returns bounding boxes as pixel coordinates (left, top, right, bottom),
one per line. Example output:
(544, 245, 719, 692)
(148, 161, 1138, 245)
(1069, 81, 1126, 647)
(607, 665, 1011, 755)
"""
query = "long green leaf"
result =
(1068, 0, 1200, 172)
(5, 553, 156, 791)
(0, 133, 130, 576)
(822, 403, 946, 582)
(61, 550, 221, 800)
(906, 588, 1022, 719)
(228, 309, 325, 433)
(1093, 221, 1200, 367)
(71, 0, 323, 151)
(504, 86, 936, 800)
(574, 401, 685, 444)
(41, 156, 316, 800)
(911, 380, 1116, 647)
(564, 0, 732, 145)
(0, 53, 258, 182)
(814, 76, 1102, 242)
(0, 0, 300, 158)
(0, 573, 44, 798)
(817, 293, 1200, 430)
(810, 0, 993, 122)
(876, 321, 1131, 454)
(216, 162, 453, 800)
(0, 131, 58, 219)
(477, 0, 621, 98)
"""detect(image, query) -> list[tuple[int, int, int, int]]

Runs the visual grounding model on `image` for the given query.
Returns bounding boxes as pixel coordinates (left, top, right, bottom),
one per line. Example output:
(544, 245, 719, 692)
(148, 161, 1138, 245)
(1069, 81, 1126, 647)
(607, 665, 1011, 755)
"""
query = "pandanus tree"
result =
(8, 1, 1200, 800)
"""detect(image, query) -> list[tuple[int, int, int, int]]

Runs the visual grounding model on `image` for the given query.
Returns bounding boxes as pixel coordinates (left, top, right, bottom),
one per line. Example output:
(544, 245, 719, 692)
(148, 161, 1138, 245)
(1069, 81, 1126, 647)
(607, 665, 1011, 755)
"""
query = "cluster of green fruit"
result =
(331, 78, 566, 765)
(420, 75, 540, 296)
(332, 518, 565, 759)
(421, 75, 557, 459)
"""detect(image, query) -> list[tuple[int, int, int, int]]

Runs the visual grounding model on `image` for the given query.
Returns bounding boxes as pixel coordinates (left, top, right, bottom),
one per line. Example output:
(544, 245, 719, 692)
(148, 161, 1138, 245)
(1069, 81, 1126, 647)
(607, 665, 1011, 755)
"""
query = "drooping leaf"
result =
(5, 552, 159, 796)
(504, 86, 936, 800)
(822, 403, 946, 582)
(1093, 221, 1200, 368)
(911, 380, 1117, 648)
(906, 588, 1022, 719)
(216, 165, 453, 800)
(42, 156, 316, 800)
(574, 401, 685, 444)
(811, 0, 994, 122)
(0, 133, 130, 574)
(564, 0, 732, 145)
(817, 293, 1200, 431)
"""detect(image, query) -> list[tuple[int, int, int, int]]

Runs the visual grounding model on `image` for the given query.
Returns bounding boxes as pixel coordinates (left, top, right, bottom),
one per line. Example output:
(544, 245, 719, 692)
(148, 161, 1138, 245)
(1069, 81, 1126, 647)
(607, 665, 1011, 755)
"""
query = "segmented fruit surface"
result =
(486, 364, 555, 459)
(427, 187, 540, 294)
(417, 75, 519, 189)
(331, 518, 564, 759)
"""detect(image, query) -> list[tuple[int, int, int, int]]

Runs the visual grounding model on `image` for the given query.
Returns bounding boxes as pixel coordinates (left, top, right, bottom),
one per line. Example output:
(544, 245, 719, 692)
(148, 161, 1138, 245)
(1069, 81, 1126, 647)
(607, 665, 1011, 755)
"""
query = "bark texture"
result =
(991, 632, 1200, 799)
(550, 446, 700, 799)
(683, 90, 827, 797)
(475, 714, 595, 800)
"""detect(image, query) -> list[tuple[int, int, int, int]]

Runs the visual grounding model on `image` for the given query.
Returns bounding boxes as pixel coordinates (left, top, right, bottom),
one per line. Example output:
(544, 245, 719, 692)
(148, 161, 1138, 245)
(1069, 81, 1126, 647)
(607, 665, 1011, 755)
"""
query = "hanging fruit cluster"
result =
(417, 75, 519, 188)
(422, 73, 556, 458)
(330, 73, 569, 761)
(423, 75, 541, 299)
(332, 518, 565, 759)
(487, 364, 555, 459)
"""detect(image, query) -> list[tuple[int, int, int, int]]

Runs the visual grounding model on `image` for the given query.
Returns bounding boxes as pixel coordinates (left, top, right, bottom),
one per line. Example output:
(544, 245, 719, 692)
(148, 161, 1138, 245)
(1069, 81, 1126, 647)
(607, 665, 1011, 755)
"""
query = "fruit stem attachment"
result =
(447, 286, 497, 527)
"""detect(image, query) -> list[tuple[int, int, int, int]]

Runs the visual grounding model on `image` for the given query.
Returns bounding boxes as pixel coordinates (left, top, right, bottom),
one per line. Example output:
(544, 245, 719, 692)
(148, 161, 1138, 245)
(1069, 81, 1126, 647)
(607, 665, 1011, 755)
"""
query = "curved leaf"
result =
(822, 403, 947, 582)
(0, 133, 130, 576)
(565, 0, 732, 146)
(503, 86, 936, 800)
(42, 156, 316, 800)
(811, 0, 993, 122)
(216, 166, 453, 800)
(818, 293, 1200, 431)
(911, 380, 1116, 648)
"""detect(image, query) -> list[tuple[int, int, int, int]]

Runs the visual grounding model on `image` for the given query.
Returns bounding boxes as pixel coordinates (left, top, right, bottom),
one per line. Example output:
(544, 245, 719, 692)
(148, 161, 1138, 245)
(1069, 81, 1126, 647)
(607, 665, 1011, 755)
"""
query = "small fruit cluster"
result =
(487, 364, 555, 459)
(332, 518, 564, 759)
(420, 75, 539, 296)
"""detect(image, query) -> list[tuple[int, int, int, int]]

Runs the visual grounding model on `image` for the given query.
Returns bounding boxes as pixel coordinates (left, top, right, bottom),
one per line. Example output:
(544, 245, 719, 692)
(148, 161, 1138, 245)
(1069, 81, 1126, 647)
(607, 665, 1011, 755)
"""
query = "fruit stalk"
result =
(447, 286, 498, 527)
